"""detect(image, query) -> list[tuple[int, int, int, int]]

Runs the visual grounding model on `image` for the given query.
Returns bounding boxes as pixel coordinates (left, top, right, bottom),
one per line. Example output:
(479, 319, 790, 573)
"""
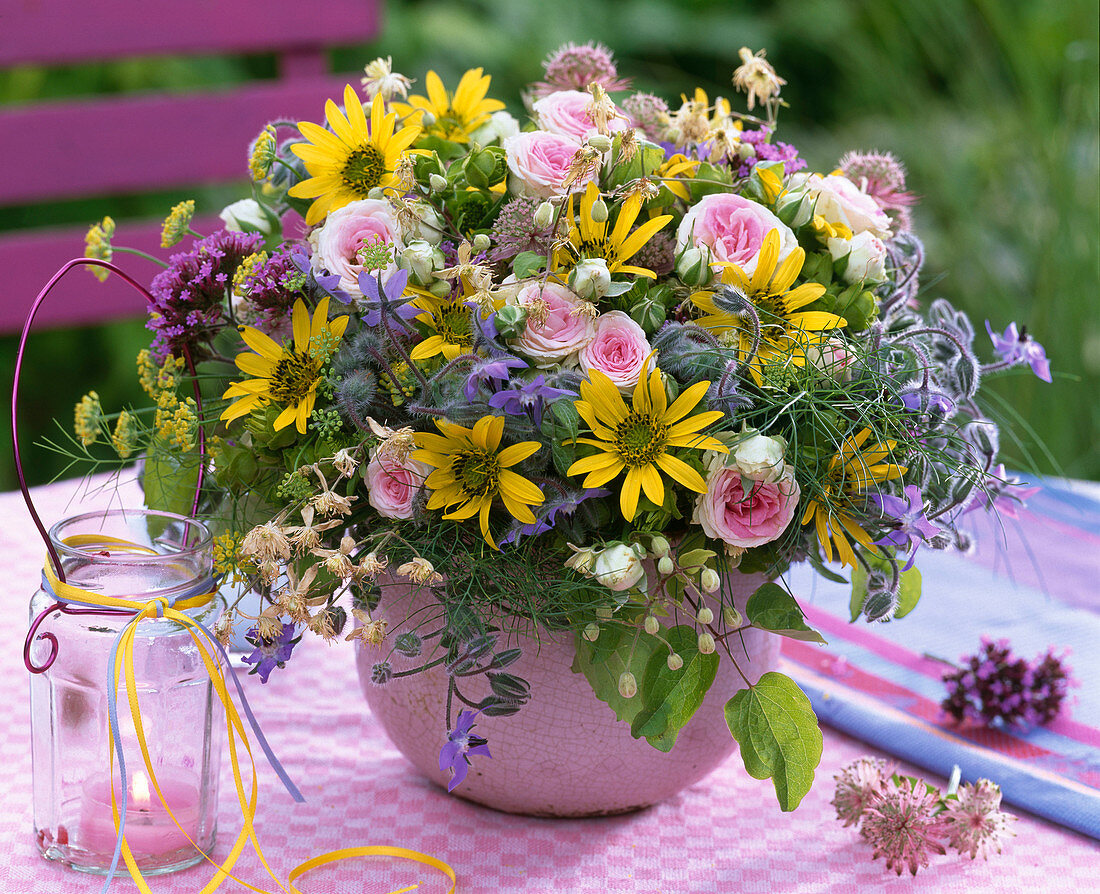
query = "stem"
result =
(390, 654, 448, 678)
(113, 246, 169, 268)
(380, 307, 432, 394)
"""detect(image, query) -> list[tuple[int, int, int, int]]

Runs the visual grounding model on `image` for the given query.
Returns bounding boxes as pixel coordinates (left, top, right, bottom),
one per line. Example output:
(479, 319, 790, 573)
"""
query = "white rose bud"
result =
(657, 556, 674, 577)
(368, 187, 386, 200)
(219, 199, 275, 236)
(731, 430, 788, 482)
(775, 187, 813, 228)
(398, 240, 443, 287)
(569, 257, 613, 300)
(592, 542, 646, 592)
(644, 615, 660, 635)
(401, 202, 446, 246)
(533, 201, 556, 230)
(618, 671, 638, 698)
(589, 198, 609, 223)
(696, 606, 714, 625)
(698, 632, 716, 654)
(676, 246, 712, 287)
(469, 109, 520, 145)
(667, 652, 684, 670)
(587, 134, 613, 153)
(828, 231, 888, 285)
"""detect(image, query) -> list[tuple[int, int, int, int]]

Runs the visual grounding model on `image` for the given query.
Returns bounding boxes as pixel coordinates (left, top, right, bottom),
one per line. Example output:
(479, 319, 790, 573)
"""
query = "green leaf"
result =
(606, 138, 665, 188)
(572, 625, 658, 726)
(512, 251, 546, 279)
(849, 552, 923, 621)
(141, 447, 201, 517)
(746, 583, 826, 644)
(724, 672, 822, 811)
(631, 625, 719, 751)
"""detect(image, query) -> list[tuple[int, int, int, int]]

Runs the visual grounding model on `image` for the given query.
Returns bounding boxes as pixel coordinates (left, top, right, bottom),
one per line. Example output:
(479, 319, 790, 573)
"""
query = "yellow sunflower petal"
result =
(639, 463, 665, 507)
(654, 452, 707, 493)
(620, 466, 643, 521)
(499, 469, 544, 505)
(498, 440, 541, 467)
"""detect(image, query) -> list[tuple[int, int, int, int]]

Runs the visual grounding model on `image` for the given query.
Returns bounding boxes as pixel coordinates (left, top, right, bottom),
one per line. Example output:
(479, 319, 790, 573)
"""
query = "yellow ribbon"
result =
(42, 535, 456, 894)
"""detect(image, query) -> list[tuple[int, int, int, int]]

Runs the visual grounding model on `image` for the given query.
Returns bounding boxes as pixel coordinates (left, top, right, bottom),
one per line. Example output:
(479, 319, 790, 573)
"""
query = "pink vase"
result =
(356, 570, 780, 817)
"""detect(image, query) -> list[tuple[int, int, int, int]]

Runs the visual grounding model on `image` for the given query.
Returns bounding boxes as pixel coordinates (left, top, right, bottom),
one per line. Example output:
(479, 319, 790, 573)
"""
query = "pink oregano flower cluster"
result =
(832, 758, 1016, 875)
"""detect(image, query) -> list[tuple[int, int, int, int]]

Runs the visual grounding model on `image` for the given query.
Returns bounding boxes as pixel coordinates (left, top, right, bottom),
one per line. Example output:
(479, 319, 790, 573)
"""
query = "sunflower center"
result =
(577, 237, 619, 265)
(270, 350, 321, 403)
(437, 303, 472, 347)
(614, 412, 668, 466)
(453, 449, 501, 497)
(341, 146, 386, 195)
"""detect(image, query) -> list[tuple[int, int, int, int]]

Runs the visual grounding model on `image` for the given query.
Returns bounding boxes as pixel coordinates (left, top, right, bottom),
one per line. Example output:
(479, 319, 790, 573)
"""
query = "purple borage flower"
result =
(463, 354, 529, 403)
(487, 375, 575, 426)
(986, 320, 1052, 383)
(242, 622, 301, 684)
(869, 484, 940, 571)
(357, 267, 419, 328)
(289, 248, 352, 305)
(438, 709, 491, 791)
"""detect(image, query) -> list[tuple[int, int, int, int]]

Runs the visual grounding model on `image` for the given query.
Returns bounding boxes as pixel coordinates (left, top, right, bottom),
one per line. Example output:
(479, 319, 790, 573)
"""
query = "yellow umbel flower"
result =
(74, 392, 103, 446)
(801, 428, 907, 568)
(558, 182, 673, 279)
(412, 415, 544, 550)
(691, 228, 844, 383)
(288, 85, 421, 225)
(394, 68, 505, 143)
(161, 200, 195, 248)
(83, 216, 115, 281)
(567, 367, 727, 521)
(221, 297, 349, 434)
(249, 125, 277, 181)
(111, 410, 138, 459)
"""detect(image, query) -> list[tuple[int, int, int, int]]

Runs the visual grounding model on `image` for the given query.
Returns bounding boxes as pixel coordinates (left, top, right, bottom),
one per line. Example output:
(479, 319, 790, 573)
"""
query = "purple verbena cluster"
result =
(735, 128, 806, 178)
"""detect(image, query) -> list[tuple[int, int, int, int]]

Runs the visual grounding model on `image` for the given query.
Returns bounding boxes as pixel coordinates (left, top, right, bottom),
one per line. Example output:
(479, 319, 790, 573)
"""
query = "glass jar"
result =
(28, 509, 222, 875)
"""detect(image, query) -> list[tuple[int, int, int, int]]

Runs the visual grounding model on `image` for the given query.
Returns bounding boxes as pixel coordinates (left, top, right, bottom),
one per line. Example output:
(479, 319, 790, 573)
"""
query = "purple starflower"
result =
(289, 248, 353, 305)
(358, 267, 418, 328)
(463, 354, 528, 402)
(986, 321, 1052, 383)
(869, 485, 940, 571)
(242, 623, 300, 684)
(438, 710, 491, 792)
(487, 375, 575, 426)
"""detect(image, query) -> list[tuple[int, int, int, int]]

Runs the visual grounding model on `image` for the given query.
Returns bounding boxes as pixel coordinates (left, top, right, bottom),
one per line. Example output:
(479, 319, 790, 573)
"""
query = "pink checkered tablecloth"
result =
(2, 472, 1097, 893)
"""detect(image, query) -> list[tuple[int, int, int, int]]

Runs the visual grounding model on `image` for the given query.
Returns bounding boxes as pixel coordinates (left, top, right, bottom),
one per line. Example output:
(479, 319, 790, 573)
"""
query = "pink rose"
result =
(532, 90, 627, 142)
(308, 199, 401, 298)
(366, 449, 430, 520)
(578, 311, 653, 392)
(676, 193, 798, 278)
(693, 464, 800, 549)
(503, 130, 595, 199)
(511, 281, 595, 366)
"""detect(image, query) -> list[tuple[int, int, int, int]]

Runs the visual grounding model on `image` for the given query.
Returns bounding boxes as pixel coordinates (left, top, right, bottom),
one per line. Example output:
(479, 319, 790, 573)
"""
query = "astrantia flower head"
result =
(942, 778, 1015, 860)
(860, 776, 948, 876)
(489, 196, 553, 262)
(832, 757, 890, 827)
(621, 92, 670, 142)
(532, 41, 630, 97)
(840, 150, 917, 232)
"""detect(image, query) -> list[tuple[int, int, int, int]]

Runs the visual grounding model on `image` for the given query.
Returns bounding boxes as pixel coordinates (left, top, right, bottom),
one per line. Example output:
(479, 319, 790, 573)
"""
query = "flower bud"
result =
(587, 134, 613, 153)
(737, 142, 757, 160)
(583, 622, 601, 642)
(568, 257, 613, 300)
(667, 652, 684, 671)
(676, 246, 712, 287)
(698, 632, 716, 654)
(219, 199, 275, 236)
(650, 535, 670, 558)
(618, 671, 638, 699)
(657, 556, 675, 577)
(696, 606, 714, 625)
(398, 239, 443, 286)
(428, 173, 448, 193)
(596, 606, 614, 621)
(589, 198, 609, 223)
(428, 279, 452, 298)
(401, 202, 446, 246)
(472, 233, 491, 253)
(419, 110, 437, 128)
(644, 615, 660, 636)
(591, 542, 646, 592)
(530, 201, 555, 230)
(368, 187, 386, 200)
(494, 303, 529, 339)
(700, 569, 721, 593)
(722, 604, 743, 629)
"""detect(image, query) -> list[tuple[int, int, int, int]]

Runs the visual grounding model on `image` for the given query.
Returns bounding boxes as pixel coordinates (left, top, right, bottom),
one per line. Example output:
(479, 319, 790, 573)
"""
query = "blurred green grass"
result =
(4, 0, 1097, 488)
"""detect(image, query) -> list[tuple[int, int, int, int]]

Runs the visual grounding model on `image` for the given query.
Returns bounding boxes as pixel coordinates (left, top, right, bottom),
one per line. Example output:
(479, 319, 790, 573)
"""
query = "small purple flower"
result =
(438, 710, 491, 792)
(986, 321, 1052, 383)
(289, 248, 353, 305)
(242, 623, 300, 684)
(869, 485, 940, 571)
(463, 354, 528, 402)
(358, 267, 418, 328)
(487, 375, 575, 426)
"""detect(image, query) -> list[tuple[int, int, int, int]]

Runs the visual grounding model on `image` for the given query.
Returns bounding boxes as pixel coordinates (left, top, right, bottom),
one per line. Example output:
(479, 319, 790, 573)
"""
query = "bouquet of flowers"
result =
(73, 42, 1049, 810)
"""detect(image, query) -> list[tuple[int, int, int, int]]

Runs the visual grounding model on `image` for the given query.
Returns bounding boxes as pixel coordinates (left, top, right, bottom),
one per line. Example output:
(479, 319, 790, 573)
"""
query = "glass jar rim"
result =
(48, 508, 212, 563)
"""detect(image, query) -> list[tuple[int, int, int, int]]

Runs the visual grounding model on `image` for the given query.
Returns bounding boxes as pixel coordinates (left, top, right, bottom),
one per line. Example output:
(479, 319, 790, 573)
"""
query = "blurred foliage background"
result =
(3, 0, 1097, 489)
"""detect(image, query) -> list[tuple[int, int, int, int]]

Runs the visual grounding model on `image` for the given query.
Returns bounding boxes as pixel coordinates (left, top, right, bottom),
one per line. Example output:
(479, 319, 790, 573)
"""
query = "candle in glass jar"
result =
(78, 769, 201, 861)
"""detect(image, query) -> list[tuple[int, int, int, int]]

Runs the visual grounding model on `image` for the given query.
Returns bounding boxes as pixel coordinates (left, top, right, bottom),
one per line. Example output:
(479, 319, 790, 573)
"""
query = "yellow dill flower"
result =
(288, 86, 421, 226)
(84, 216, 115, 282)
(74, 392, 103, 446)
(691, 228, 845, 383)
(161, 199, 196, 248)
(394, 68, 505, 143)
(557, 182, 673, 279)
(213, 531, 259, 585)
(221, 297, 349, 434)
(412, 414, 543, 550)
(801, 428, 907, 568)
(136, 349, 158, 396)
(111, 410, 138, 459)
(157, 397, 198, 451)
(233, 251, 269, 294)
(249, 125, 277, 181)
(567, 367, 727, 522)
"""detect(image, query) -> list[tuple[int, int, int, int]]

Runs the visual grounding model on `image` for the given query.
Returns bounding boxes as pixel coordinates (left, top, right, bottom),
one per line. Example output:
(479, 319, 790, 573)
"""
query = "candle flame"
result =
(131, 770, 151, 805)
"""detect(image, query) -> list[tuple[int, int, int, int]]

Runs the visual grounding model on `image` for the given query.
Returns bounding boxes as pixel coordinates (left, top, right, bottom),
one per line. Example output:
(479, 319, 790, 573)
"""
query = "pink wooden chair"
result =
(0, 0, 380, 333)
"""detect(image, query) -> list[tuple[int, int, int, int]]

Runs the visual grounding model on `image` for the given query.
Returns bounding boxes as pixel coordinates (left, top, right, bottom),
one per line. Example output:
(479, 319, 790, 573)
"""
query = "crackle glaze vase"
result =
(355, 570, 780, 817)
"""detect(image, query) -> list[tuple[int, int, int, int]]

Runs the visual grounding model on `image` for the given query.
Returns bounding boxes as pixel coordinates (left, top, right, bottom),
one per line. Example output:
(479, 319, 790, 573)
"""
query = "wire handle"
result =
(11, 257, 207, 582)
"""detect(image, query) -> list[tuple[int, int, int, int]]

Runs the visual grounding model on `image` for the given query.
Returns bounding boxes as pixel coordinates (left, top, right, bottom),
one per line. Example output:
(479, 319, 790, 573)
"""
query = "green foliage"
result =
(724, 671, 823, 811)
(746, 582, 827, 643)
(850, 552, 923, 621)
(571, 623, 660, 726)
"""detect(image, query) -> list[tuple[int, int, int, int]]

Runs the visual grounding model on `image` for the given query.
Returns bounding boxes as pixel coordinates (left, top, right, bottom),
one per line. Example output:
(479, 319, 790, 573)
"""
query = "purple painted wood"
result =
(0, 0, 380, 68)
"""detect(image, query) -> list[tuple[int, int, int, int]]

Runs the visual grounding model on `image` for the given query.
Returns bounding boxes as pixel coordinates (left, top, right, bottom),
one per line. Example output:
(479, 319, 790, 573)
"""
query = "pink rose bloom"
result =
(503, 130, 595, 199)
(693, 464, 800, 549)
(676, 193, 798, 278)
(308, 199, 401, 298)
(578, 310, 653, 392)
(366, 449, 431, 520)
(532, 90, 627, 142)
(511, 281, 595, 366)
(796, 172, 892, 238)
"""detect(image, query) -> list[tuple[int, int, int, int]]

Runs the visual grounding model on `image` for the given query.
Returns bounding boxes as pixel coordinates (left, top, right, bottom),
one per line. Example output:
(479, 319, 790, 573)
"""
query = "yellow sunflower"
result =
(220, 297, 349, 434)
(288, 85, 421, 225)
(654, 153, 701, 203)
(567, 367, 728, 521)
(412, 415, 544, 549)
(801, 428, 907, 567)
(394, 69, 505, 143)
(556, 182, 673, 279)
(691, 228, 845, 383)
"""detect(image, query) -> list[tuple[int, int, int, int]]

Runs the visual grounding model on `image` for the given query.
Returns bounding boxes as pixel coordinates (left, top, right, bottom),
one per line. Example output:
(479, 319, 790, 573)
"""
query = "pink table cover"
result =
(2, 471, 1097, 893)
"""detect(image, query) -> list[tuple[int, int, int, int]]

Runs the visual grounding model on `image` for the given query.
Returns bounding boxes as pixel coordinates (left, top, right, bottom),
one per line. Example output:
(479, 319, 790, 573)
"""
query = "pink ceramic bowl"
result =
(356, 571, 781, 816)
